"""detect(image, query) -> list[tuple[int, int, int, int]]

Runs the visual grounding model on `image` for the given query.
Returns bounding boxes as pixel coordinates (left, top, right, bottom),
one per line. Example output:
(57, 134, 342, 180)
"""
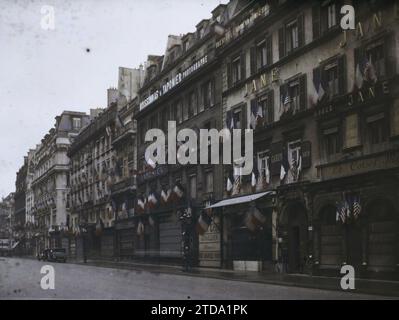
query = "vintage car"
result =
(37, 248, 67, 263)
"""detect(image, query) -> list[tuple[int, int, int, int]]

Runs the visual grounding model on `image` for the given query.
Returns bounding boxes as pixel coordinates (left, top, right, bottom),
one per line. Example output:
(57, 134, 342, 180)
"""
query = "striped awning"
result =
(206, 191, 276, 209)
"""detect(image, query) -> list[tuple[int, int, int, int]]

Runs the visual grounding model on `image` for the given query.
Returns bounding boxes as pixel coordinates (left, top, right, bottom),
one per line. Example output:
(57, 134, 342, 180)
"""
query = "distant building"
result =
(31, 111, 90, 252)
(67, 66, 143, 259)
(0, 193, 14, 239)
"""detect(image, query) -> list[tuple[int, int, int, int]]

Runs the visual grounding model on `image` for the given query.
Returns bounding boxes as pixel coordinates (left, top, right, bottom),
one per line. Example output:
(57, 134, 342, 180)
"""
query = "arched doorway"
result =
(366, 199, 398, 273)
(280, 202, 308, 273)
(319, 205, 343, 268)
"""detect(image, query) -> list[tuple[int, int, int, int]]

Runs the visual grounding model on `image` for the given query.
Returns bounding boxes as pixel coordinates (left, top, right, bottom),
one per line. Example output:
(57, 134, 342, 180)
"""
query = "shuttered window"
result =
(278, 14, 304, 59)
(251, 35, 273, 74)
(312, 1, 341, 40)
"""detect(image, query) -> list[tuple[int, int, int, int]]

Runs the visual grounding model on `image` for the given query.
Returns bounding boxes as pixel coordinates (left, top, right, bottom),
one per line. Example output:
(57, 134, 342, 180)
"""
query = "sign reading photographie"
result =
(139, 55, 209, 111)
(198, 216, 221, 267)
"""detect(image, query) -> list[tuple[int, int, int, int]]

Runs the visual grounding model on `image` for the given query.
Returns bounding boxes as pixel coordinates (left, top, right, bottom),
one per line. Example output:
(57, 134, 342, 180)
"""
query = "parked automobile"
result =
(50, 248, 67, 263)
(37, 249, 51, 261)
(37, 248, 67, 263)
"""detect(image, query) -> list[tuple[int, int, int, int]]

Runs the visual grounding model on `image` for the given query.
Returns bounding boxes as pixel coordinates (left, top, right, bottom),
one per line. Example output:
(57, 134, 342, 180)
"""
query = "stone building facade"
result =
(135, 6, 225, 265)
(204, 0, 399, 279)
(68, 67, 143, 260)
(0, 193, 14, 239)
(31, 111, 90, 253)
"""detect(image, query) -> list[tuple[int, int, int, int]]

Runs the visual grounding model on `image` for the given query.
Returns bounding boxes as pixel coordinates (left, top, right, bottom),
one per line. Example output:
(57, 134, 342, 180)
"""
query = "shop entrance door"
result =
(346, 224, 362, 269)
(288, 226, 301, 273)
(285, 203, 308, 274)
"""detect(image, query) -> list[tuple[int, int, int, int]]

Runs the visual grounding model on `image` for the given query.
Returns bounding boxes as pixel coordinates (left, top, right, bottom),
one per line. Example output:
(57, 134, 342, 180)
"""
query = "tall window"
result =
(257, 151, 269, 179)
(327, 3, 337, 29)
(286, 20, 299, 53)
(232, 56, 241, 85)
(201, 79, 214, 111)
(366, 43, 386, 79)
(258, 94, 274, 125)
(183, 100, 189, 121)
(367, 113, 387, 144)
(256, 39, 268, 70)
(323, 127, 340, 156)
(161, 107, 169, 131)
(174, 100, 182, 124)
(205, 171, 213, 193)
(189, 175, 197, 199)
(188, 90, 198, 118)
(150, 114, 158, 129)
(325, 62, 339, 97)
(233, 109, 241, 129)
(289, 81, 300, 114)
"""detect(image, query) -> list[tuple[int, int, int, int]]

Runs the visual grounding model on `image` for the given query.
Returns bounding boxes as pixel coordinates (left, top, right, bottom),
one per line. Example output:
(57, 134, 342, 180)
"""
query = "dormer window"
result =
(198, 27, 205, 39)
(72, 118, 81, 130)
(183, 40, 190, 52)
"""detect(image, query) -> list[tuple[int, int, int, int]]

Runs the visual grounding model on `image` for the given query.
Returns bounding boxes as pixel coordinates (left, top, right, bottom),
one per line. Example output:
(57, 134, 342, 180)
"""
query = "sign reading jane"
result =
(139, 55, 209, 111)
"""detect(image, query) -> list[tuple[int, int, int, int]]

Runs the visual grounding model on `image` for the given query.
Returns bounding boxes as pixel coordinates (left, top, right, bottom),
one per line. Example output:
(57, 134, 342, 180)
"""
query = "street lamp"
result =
(79, 223, 88, 263)
(179, 207, 194, 272)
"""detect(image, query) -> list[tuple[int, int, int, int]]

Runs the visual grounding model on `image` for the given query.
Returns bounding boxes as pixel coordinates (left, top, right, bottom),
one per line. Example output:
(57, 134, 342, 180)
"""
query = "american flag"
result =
(353, 196, 362, 219)
(284, 94, 291, 105)
(336, 201, 347, 224)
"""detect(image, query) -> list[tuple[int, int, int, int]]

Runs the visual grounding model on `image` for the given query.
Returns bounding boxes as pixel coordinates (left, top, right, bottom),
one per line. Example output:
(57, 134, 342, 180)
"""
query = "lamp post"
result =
(79, 223, 88, 263)
(180, 207, 194, 272)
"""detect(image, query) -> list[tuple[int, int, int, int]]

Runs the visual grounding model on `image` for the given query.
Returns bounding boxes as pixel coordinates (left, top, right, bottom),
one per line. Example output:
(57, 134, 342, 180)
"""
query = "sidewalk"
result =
(72, 258, 399, 298)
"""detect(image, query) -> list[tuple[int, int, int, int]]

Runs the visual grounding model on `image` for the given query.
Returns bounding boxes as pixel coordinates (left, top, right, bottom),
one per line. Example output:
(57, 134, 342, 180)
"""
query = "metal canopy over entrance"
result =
(206, 191, 276, 209)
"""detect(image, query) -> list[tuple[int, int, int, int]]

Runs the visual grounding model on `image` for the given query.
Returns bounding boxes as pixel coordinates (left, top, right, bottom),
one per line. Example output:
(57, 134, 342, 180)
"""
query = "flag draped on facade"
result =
(245, 206, 266, 232)
(196, 207, 212, 235)
(280, 147, 289, 181)
(226, 170, 234, 194)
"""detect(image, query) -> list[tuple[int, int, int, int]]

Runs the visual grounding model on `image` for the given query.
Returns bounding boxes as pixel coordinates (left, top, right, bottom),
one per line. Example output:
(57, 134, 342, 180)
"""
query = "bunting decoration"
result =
(171, 182, 184, 203)
(160, 189, 171, 204)
(196, 208, 212, 235)
(226, 170, 233, 194)
(147, 192, 158, 210)
(137, 197, 146, 214)
(245, 206, 266, 232)
(137, 220, 144, 236)
(310, 69, 326, 106)
(145, 151, 156, 170)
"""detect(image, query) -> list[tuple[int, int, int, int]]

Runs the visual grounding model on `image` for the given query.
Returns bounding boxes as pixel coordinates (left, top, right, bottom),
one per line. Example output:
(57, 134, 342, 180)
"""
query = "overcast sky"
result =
(0, 0, 227, 199)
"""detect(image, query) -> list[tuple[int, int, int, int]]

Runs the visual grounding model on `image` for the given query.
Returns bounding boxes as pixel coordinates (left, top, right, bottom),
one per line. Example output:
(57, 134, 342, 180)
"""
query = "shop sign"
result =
(319, 149, 399, 180)
(198, 216, 221, 267)
(137, 164, 169, 184)
(347, 80, 389, 107)
(216, 4, 271, 49)
(139, 55, 209, 110)
(115, 219, 135, 230)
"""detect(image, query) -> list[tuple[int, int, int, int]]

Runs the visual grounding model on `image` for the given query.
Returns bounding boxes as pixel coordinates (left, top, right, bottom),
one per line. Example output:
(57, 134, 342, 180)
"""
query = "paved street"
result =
(0, 257, 395, 300)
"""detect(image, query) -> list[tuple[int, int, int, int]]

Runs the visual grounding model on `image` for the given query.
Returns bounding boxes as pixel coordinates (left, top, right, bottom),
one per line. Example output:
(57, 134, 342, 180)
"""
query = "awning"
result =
(206, 191, 276, 209)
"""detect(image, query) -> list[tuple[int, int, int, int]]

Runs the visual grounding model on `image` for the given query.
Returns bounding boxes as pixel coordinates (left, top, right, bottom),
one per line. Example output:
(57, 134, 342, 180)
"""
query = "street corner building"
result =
(6, 0, 399, 282)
